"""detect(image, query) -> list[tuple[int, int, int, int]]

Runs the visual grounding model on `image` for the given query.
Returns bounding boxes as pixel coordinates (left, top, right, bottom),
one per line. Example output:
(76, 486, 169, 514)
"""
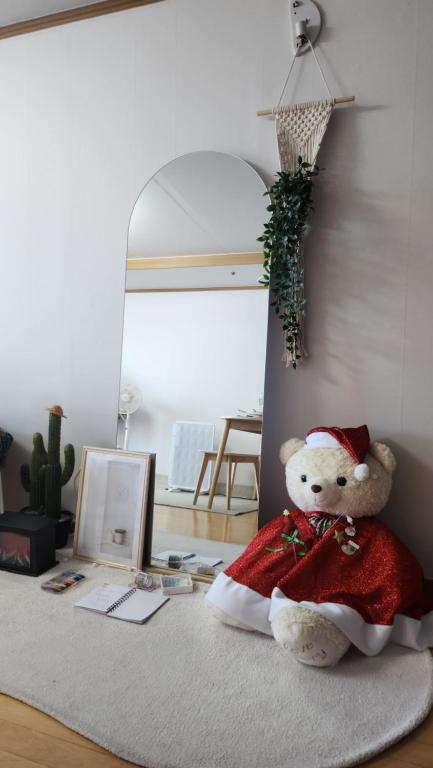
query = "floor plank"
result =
(153, 503, 257, 544)
(0, 696, 104, 751)
(380, 738, 433, 768)
(0, 702, 131, 767)
(364, 758, 420, 768)
(412, 714, 433, 747)
(0, 747, 46, 768)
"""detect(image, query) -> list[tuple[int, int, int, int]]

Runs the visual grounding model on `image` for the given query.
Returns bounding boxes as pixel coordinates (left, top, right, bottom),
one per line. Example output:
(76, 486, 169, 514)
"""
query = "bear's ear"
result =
(369, 441, 396, 474)
(280, 438, 304, 465)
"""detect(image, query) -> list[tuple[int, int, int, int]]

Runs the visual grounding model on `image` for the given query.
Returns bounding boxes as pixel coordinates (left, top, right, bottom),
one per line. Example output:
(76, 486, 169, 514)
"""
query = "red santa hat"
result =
(305, 425, 371, 481)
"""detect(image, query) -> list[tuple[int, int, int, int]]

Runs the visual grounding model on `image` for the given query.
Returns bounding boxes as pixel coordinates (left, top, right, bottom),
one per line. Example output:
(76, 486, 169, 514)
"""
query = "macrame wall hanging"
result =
(257, 13, 355, 367)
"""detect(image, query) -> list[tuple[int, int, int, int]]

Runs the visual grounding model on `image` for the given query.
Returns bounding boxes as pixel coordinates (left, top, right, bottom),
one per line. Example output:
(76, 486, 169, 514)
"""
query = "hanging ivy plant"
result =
(258, 157, 319, 369)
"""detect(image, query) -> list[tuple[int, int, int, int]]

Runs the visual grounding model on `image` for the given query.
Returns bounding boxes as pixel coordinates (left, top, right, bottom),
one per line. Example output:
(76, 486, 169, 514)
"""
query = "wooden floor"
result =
(0, 692, 432, 767)
(153, 503, 258, 545)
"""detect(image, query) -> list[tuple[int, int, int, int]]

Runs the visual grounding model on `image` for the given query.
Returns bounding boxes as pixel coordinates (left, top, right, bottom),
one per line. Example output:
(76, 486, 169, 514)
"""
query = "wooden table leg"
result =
(254, 457, 261, 501)
(193, 453, 209, 505)
(230, 462, 238, 500)
(226, 456, 232, 511)
(222, 513, 229, 543)
(208, 419, 230, 510)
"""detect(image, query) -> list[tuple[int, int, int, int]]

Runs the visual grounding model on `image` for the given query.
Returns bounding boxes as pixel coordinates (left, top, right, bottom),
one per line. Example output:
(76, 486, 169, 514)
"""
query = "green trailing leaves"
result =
(259, 157, 319, 368)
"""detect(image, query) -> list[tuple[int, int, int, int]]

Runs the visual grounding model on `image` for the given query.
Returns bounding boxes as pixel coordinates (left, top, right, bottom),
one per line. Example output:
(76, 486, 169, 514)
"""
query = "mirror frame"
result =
(122, 152, 269, 581)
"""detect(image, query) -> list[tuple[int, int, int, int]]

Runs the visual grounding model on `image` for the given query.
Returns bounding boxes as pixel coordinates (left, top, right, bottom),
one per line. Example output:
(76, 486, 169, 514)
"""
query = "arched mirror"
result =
(118, 151, 269, 578)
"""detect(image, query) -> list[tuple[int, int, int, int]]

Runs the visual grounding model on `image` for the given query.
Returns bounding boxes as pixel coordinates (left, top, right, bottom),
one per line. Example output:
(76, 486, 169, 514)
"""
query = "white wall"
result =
(1, 0, 433, 574)
(260, 0, 433, 578)
(121, 290, 267, 483)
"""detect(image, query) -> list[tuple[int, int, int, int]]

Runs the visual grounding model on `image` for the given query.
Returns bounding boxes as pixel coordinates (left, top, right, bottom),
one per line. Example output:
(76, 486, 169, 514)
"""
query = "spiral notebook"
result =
(75, 584, 168, 624)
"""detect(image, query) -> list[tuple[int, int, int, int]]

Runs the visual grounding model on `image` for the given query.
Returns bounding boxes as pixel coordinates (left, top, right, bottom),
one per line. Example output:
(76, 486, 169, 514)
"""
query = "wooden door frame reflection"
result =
(126, 251, 266, 293)
(127, 286, 266, 294)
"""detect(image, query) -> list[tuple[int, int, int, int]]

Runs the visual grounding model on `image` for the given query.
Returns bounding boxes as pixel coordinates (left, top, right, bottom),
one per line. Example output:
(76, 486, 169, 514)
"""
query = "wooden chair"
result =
(193, 451, 260, 511)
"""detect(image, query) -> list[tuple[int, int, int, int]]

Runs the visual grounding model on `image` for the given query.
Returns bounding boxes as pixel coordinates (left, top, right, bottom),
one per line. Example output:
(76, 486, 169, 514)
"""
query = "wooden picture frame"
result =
(74, 447, 155, 570)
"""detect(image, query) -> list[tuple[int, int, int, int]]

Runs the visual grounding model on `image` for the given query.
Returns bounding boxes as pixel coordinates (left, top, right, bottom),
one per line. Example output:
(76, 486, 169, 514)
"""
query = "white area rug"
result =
(155, 479, 258, 515)
(155, 488, 257, 515)
(1, 559, 432, 768)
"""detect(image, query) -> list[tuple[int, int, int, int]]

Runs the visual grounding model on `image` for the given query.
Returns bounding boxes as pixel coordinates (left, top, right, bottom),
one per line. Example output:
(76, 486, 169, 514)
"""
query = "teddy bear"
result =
(205, 425, 433, 667)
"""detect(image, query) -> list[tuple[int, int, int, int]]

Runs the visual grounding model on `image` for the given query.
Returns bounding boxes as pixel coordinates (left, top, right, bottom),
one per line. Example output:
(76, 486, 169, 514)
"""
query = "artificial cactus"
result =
(0, 429, 13, 466)
(20, 432, 48, 512)
(43, 406, 75, 519)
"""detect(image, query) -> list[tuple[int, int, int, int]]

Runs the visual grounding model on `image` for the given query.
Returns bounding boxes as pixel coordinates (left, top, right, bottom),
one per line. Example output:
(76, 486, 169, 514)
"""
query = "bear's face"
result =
(281, 441, 395, 518)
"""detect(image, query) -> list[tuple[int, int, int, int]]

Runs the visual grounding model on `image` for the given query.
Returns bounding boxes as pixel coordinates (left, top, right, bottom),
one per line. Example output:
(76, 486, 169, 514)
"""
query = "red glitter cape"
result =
(206, 510, 433, 655)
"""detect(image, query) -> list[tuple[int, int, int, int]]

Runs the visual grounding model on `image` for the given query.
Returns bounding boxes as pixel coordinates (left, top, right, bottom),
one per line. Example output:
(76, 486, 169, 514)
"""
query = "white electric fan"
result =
(118, 384, 142, 450)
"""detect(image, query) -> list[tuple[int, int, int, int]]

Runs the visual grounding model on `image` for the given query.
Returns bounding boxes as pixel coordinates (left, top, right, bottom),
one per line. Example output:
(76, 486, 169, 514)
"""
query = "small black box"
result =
(0, 513, 56, 576)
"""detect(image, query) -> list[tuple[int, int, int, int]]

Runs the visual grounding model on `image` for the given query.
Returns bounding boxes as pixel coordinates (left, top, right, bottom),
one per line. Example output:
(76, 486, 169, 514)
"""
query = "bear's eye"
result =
(337, 476, 347, 486)
(301, 474, 307, 483)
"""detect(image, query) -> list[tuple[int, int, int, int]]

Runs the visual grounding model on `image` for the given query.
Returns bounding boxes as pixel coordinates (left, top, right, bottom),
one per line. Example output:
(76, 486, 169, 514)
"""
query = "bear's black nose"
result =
(311, 484, 322, 493)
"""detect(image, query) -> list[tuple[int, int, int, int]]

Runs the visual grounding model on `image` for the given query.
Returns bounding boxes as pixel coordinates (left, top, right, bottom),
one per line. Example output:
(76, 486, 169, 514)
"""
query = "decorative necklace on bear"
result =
(307, 511, 360, 555)
(307, 514, 335, 537)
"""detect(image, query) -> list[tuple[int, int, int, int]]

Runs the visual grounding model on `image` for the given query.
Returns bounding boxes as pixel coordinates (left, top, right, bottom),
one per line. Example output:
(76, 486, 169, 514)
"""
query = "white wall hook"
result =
(290, 0, 321, 55)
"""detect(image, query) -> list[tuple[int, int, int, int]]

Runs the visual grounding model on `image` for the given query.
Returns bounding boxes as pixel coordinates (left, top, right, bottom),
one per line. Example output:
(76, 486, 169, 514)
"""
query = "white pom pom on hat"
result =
(305, 425, 371, 481)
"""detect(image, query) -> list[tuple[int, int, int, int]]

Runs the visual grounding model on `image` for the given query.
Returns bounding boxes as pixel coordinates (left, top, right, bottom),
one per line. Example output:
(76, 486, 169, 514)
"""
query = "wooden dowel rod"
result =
(333, 96, 355, 104)
(257, 96, 355, 117)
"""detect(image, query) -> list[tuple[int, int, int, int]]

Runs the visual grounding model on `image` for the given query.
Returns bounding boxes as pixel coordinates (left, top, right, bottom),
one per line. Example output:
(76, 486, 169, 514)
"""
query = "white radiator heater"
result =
(168, 421, 215, 492)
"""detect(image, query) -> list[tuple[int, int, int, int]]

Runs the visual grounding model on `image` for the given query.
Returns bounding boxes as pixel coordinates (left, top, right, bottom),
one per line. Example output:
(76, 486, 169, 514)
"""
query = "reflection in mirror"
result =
(118, 151, 269, 578)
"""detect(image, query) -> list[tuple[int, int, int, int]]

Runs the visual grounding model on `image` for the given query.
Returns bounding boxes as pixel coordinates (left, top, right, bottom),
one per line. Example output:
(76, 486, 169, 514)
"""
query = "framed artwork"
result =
(74, 447, 155, 570)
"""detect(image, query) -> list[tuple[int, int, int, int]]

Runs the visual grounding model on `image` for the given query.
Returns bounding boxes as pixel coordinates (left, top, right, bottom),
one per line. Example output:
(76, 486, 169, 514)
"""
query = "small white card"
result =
(153, 550, 195, 561)
(187, 555, 223, 567)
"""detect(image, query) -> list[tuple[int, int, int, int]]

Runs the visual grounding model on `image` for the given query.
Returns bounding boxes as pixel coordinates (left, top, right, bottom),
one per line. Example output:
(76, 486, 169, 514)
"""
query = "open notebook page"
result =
(75, 584, 129, 614)
(110, 590, 168, 623)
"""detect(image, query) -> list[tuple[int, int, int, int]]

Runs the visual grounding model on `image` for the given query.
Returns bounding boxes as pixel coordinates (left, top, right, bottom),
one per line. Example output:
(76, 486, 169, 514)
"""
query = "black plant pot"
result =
(54, 511, 73, 549)
(21, 508, 73, 549)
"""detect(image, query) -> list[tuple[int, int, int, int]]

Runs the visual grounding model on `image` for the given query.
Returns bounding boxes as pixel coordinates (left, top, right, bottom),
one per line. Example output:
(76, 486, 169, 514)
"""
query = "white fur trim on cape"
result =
(205, 575, 433, 655)
(269, 588, 433, 656)
(305, 432, 340, 450)
(205, 572, 273, 635)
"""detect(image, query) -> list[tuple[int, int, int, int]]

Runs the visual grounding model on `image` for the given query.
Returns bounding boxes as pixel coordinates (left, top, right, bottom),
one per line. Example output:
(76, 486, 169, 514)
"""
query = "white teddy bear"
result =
(205, 425, 433, 667)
